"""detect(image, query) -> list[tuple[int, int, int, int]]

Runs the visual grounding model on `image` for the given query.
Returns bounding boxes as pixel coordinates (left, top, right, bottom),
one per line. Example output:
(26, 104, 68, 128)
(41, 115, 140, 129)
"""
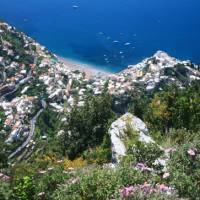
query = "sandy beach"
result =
(58, 56, 111, 79)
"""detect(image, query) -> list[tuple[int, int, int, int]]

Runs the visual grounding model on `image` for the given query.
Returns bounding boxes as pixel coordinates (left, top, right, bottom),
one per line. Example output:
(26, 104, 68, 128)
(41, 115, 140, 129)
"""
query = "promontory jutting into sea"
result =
(0, 0, 200, 72)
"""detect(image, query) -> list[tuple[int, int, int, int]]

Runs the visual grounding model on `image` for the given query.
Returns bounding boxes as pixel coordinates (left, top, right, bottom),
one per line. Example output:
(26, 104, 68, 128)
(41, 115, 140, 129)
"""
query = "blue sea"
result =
(0, 0, 200, 72)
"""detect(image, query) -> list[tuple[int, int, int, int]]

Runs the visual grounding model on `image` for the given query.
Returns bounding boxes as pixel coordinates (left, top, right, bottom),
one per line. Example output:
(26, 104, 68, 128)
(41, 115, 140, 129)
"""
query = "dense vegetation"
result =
(61, 91, 115, 160)
(0, 107, 6, 131)
(145, 81, 200, 133)
(1, 81, 200, 199)
(0, 28, 35, 67)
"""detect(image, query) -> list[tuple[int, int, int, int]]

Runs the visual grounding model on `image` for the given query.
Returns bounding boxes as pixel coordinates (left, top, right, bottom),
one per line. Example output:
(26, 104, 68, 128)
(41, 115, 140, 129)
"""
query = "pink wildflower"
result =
(136, 163, 153, 172)
(141, 182, 151, 188)
(187, 148, 196, 156)
(120, 186, 134, 197)
(158, 184, 170, 192)
(136, 163, 145, 170)
(0, 173, 10, 182)
(163, 172, 170, 179)
(140, 182, 152, 193)
(1, 175, 10, 181)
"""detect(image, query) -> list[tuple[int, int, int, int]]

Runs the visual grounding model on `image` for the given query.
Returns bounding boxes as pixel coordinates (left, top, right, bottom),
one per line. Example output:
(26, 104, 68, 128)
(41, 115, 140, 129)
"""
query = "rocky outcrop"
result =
(108, 113, 155, 163)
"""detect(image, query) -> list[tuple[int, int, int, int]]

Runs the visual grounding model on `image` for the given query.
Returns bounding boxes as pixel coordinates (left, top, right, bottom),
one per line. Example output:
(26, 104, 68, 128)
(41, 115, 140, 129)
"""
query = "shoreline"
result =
(57, 56, 112, 78)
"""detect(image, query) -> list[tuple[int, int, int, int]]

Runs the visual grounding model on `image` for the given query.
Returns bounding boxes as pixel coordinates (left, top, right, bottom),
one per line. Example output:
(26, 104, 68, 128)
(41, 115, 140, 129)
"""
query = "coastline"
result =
(57, 56, 112, 78)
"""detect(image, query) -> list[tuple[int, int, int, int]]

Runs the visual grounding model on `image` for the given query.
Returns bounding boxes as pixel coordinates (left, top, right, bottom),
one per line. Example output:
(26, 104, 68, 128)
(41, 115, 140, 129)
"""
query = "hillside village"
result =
(1, 21, 200, 155)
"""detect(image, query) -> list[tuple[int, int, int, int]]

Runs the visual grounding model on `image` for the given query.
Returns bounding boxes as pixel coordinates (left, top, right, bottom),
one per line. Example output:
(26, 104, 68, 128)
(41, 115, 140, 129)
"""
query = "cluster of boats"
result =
(98, 31, 137, 65)
(71, 4, 137, 66)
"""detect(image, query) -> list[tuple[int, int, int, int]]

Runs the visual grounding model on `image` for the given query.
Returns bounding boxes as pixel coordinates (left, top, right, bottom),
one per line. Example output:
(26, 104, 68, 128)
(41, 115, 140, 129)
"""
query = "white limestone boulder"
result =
(108, 113, 155, 163)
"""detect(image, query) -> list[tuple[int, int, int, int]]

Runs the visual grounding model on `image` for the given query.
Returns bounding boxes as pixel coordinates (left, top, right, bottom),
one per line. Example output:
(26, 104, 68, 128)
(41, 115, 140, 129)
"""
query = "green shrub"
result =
(127, 142, 163, 167)
(83, 134, 112, 165)
(83, 146, 112, 165)
(168, 140, 200, 199)
(35, 167, 70, 200)
(123, 125, 163, 167)
(150, 129, 197, 148)
(123, 124, 140, 148)
(145, 81, 200, 133)
(52, 167, 150, 200)
(0, 142, 8, 168)
(0, 107, 6, 130)
(11, 176, 36, 200)
(36, 107, 61, 138)
(167, 128, 196, 145)
(0, 181, 11, 200)
(62, 92, 115, 159)
(115, 189, 179, 200)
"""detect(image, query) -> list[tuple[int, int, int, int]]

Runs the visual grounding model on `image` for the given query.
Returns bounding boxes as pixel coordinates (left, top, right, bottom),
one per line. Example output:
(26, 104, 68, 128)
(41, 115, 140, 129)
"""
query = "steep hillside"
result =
(0, 22, 106, 159)
(1, 22, 200, 200)
(1, 22, 200, 161)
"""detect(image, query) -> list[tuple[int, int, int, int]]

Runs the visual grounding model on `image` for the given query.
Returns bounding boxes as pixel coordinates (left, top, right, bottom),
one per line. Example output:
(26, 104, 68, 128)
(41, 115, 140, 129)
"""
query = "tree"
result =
(36, 107, 60, 137)
(172, 81, 200, 131)
(0, 107, 6, 130)
(145, 81, 200, 133)
(61, 92, 115, 159)
(128, 87, 150, 120)
(0, 141, 8, 169)
(11, 176, 36, 200)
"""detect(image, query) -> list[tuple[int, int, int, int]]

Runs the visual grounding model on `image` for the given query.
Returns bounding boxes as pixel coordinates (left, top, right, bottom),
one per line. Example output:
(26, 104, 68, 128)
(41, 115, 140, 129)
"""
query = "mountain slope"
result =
(0, 22, 200, 161)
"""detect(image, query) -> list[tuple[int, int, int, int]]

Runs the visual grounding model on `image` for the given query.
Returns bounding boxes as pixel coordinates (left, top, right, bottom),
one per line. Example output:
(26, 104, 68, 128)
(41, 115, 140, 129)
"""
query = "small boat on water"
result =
(124, 42, 131, 46)
(72, 5, 79, 9)
(113, 40, 119, 43)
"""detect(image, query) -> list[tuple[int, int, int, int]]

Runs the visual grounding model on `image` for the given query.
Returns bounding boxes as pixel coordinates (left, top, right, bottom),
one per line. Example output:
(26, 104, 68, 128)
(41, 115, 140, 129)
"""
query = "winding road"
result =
(1, 46, 47, 159)
(8, 100, 46, 159)
(2, 71, 32, 99)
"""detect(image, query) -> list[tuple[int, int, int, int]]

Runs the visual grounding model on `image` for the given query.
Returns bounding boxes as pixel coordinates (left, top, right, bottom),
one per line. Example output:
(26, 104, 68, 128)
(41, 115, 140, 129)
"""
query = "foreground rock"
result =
(108, 113, 155, 163)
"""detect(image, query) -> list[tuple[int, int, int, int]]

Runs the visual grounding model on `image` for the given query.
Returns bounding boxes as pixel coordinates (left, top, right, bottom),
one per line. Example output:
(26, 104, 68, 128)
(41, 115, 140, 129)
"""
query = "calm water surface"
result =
(0, 0, 200, 71)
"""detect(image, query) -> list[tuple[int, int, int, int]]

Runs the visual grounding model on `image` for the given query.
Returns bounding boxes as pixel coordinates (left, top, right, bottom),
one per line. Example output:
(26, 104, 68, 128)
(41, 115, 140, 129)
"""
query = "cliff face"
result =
(0, 22, 200, 159)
